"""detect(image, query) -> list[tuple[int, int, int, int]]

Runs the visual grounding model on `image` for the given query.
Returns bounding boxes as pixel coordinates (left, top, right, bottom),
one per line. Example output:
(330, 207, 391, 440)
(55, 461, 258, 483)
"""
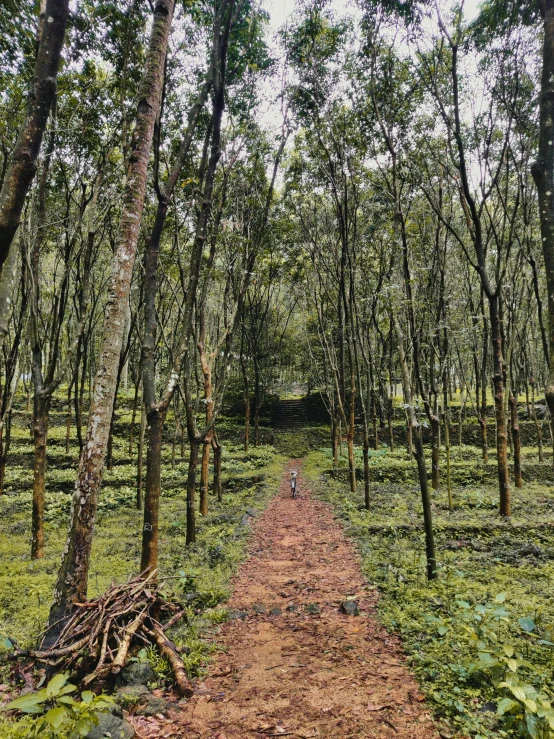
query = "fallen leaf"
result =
(367, 703, 394, 712)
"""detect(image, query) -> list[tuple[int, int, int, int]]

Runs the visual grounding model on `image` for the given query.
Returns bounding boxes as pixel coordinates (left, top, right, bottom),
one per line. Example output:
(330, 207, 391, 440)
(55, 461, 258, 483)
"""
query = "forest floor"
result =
(131, 461, 439, 739)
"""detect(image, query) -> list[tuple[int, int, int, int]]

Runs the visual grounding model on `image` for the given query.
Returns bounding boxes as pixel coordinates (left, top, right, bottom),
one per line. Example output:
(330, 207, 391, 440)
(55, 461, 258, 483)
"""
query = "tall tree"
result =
(0, 0, 70, 272)
(45, 0, 175, 642)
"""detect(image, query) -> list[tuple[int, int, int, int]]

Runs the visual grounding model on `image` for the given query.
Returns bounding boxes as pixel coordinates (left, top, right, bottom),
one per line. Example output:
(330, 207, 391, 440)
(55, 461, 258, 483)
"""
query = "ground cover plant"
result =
(0, 390, 284, 736)
(304, 442, 554, 739)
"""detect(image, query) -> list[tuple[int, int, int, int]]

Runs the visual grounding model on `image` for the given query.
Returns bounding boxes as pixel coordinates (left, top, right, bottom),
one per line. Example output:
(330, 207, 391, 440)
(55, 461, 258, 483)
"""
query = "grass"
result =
(304, 444, 554, 738)
(0, 426, 285, 670)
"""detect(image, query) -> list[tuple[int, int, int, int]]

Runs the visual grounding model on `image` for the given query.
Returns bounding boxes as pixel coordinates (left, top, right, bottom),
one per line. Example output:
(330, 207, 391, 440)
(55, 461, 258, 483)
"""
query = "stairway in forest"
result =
(273, 399, 308, 428)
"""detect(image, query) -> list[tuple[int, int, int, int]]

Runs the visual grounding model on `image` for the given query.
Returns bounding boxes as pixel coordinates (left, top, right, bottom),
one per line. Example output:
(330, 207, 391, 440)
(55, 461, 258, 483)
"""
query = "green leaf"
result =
(438, 625, 448, 636)
(497, 698, 518, 716)
(519, 617, 536, 633)
(45, 673, 69, 697)
(525, 712, 540, 739)
(2, 637, 12, 649)
(506, 658, 518, 672)
(506, 684, 527, 702)
(503, 644, 514, 658)
(57, 695, 78, 705)
(44, 706, 67, 728)
(524, 698, 538, 713)
(81, 691, 95, 704)
(495, 593, 506, 604)
(74, 716, 96, 736)
(6, 693, 46, 713)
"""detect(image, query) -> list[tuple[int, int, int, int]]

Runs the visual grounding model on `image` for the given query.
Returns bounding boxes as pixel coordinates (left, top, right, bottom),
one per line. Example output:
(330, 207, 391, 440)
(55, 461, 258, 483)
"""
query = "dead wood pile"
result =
(10, 572, 193, 696)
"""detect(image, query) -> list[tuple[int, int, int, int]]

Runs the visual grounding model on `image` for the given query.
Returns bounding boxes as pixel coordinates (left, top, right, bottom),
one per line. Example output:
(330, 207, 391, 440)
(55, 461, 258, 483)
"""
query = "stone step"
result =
(273, 399, 308, 428)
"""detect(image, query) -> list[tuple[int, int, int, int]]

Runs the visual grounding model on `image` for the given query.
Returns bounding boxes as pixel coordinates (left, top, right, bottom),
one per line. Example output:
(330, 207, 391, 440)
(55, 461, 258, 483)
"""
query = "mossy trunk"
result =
(45, 0, 175, 642)
(140, 407, 165, 574)
(199, 432, 212, 516)
(137, 403, 146, 510)
(186, 437, 199, 546)
(510, 394, 522, 489)
(363, 439, 370, 510)
(212, 432, 222, 502)
(532, 0, 554, 463)
(431, 416, 440, 490)
(31, 393, 50, 560)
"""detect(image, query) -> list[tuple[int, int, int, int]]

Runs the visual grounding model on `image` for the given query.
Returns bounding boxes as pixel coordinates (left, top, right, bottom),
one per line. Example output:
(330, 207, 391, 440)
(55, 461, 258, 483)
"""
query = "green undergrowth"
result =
(0, 441, 284, 684)
(304, 446, 554, 739)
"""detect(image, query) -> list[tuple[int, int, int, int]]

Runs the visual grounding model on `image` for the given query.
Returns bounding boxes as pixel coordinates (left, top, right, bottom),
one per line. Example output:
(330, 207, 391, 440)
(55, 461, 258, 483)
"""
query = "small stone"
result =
(479, 701, 497, 714)
(253, 603, 266, 614)
(305, 603, 321, 615)
(85, 713, 135, 739)
(269, 607, 282, 616)
(136, 696, 169, 716)
(245, 507, 258, 516)
(120, 661, 156, 686)
(184, 591, 201, 604)
(108, 703, 124, 719)
(340, 600, 359, 616)
(116, 685, 151, 702)
(228, 609, 248, 620)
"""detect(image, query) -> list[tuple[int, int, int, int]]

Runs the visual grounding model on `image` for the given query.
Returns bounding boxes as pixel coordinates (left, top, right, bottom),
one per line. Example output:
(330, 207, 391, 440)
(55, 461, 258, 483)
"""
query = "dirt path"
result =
(137, 462, 439, 739)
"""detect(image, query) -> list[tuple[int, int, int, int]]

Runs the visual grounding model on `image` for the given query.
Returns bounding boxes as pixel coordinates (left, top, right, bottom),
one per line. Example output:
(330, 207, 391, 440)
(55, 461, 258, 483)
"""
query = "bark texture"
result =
(45, 0, 175, 641)
(532, 0, 554, 441)
(0, 0, 69, 271)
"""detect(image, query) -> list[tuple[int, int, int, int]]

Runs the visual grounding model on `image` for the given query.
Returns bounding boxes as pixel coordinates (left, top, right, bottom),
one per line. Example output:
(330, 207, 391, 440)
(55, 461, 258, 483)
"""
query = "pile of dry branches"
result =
(11, 572, 193, 696)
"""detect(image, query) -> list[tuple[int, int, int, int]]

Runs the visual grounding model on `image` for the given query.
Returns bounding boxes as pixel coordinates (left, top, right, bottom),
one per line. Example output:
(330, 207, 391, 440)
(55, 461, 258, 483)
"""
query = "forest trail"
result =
(136, 462, 440, 739)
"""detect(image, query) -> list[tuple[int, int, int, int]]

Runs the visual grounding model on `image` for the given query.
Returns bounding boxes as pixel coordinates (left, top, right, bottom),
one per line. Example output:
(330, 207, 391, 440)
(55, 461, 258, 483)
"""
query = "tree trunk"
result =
(212, 431, 222, 502)
(431, 416, 440, 490)
(532, 383, 544, 463)
(241, 350, 250, 452)
(406, 413, 412, 461)
(489, 297, 511, 517)
(372, 395, 378, 451)
(393, 315, 436, 581)
(444, 409, 452, 511)
(363, 439, 370, 510)
(253, 358, 261, 447)
(347, 431, 356, 494)
(45, 0, 174, 642)
(186, 436, 199, 545)
(31, 394, 50, 559)
(244, 400, 250, 452)
(413, 432, 437, 580)
(458, 392, 464, 460)
(129, 377, 140, 457)
(65, 379, 72, 455)
(0, 435, 5, 496)
(532, 0, 554, 449)
(0, 0, 70, 271)
(199, 433, 211, 516)
(137, 402, 146, 510)
(140, 407, 165, 574)
(331, 414, 338, 466)
(510, 394, 522, 488)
